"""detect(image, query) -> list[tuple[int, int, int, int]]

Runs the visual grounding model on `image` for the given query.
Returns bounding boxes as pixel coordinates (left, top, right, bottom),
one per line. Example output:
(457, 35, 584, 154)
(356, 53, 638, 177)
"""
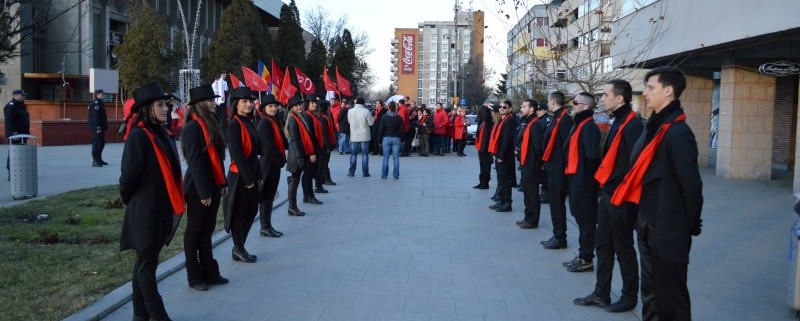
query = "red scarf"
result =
(418, 114, 428, 127)
(594, 111, 636, 186)
(374, 106, 383, 122)
(305, 111, 324, 148)
(488, 114, 511, 154)
(474, 122, 485, 151)
(266, 116, 286, 159)
(229, 116, 252, 174)
(565, 117, 593, 174)
(519, 116, 540, 165)
(611, 114, 687, 205)
(192, 115, 225, 185)
(542, 108, 567, 162)
(139, 123, 184, 215)
(324, 114, 337, 145)
(290, 112, 316, 156)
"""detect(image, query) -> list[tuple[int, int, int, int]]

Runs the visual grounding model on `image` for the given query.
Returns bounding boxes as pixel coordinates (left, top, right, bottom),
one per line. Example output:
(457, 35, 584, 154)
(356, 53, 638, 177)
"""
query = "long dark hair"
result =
(133, 102, 161, 127)
(183, 99, 225, 157)
(230, 98, 255, 120)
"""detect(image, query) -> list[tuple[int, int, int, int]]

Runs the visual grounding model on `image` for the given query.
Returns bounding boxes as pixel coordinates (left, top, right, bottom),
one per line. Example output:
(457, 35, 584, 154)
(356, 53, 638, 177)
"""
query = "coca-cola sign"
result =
(759, 61, 800, 77)
(401, 34, 415, 74)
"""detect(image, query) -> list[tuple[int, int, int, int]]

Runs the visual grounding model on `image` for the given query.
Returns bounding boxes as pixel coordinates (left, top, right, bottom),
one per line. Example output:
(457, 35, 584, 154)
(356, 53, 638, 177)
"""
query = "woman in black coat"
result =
(285, 96, 316, 216)
(222, 87, 262, 263)
(180, 84, 229, 291)
(119, 83, 181, 321)
(257, 94, 286, 238)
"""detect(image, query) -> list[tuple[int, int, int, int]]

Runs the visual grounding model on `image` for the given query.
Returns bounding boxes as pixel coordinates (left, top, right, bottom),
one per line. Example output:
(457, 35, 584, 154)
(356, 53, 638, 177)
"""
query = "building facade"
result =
(390, 10, 484, 106)
(614, 0, 800, 191)
(506, 4, 551, 100)
(390, 28, 419, 101)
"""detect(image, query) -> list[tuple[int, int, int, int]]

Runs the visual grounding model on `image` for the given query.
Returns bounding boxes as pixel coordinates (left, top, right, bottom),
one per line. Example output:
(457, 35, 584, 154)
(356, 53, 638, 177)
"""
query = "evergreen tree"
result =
(306, 38, 327, 96)
(115, 2, 175, 93)
(200, 0, 269, 83)
(331, 29, 357, 95)
(494, 73, 508, 98)
(275, 0, 306, 70)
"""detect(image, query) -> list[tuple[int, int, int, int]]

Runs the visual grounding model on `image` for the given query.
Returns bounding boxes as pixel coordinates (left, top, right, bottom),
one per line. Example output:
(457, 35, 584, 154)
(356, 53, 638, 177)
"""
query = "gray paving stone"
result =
(404, 296, 456, 314)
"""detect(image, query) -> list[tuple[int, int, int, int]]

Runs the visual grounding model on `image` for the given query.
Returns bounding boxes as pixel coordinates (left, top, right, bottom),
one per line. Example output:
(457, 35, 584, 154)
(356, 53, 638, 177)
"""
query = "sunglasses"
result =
(499, 105, 508, 109)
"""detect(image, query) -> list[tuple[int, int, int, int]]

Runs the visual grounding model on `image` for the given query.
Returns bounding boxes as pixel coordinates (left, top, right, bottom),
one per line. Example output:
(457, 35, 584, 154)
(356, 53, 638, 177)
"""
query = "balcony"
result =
(391, 57, 398, 63)
(390, 76, 399, 81)
(390, 66, 398, 72)
(391, 38, 399, 44)
(391, 48, 399, 54)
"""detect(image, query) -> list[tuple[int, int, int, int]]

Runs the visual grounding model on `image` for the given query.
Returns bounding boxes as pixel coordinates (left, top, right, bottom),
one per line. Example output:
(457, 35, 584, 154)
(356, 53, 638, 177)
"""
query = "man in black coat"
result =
(541, 91, 573, 249)
(536, 103, 552, 203)
(337, 100, 351, 155)
(488, 100, 518, 212)
(88, 89, 109, 167)
(574, 79, 643, 311)
(616, 67, 703, 320)
(4, 89, 29, 180)
(473, 105, 493, 189)
(516, 99, 545, 229)
(562, 92, 601, 273)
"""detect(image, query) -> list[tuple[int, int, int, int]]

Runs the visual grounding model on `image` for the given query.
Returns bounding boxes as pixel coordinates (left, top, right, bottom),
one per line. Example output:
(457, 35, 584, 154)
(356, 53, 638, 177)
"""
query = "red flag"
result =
(294, 67, 316, 95)
(229, 73, 242, 88)
(278, 67, 297, 104)
(271, 60, 283, 95)
(323, 66, 337, 92)
(242, 66, 269, 91)
(335, 66, 353, 97)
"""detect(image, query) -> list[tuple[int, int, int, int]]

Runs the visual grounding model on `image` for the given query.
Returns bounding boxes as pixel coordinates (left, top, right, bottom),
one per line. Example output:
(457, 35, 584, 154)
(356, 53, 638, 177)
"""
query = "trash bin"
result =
(8, 134, 37, 200)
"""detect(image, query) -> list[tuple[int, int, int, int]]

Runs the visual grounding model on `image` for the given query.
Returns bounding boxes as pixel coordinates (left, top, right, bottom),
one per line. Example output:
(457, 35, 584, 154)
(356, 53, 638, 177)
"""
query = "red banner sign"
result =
(401, 34, 415, 74)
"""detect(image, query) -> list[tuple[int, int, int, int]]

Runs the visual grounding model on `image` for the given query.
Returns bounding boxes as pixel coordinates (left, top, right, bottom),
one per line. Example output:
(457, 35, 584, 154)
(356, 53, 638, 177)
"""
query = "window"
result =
(430, 52, 437, 59)
(535, 38, 546, 47)
(619, 0, 657, 18)
(535, 17, 549, 27)
(556, 69, 566, 81)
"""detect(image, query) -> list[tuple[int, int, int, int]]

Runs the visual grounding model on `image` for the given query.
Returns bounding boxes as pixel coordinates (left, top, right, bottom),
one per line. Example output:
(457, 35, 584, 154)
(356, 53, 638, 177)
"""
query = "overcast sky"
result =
(291, 0, 544, 92)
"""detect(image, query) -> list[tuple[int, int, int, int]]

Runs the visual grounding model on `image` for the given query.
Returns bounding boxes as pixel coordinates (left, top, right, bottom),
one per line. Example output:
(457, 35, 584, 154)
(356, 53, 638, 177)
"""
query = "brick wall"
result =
(772, 76, 798, 168)
(682, 75, 713, 167)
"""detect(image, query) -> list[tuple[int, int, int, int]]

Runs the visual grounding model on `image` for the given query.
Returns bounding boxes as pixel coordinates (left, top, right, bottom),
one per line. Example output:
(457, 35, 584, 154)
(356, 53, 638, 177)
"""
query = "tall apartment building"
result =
(391, 10, 484, 106)
(506, 5, 551, 99)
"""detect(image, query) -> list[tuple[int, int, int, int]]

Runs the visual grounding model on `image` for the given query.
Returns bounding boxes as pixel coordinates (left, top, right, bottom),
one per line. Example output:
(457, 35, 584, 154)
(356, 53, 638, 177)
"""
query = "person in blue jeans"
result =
(346, 97, 374, 177)
(378, 102, 403, 179)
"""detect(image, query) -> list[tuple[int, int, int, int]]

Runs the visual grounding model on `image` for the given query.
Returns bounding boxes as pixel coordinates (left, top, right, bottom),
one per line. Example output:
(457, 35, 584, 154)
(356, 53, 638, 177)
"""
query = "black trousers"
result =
(315, 150, 331, 187)
(262, 165, 281, 202)
(546, 170, 568, 242)
(638, 221, 691, 321)
(216, 104, 228, 134)
(455, 138, 467, 154)
(91, 130, 106, 161)
(569, 189, 598, 262)
(183, 187, 221, 285)
(230, 179, 258, 249)
(302, 156, 318, 198)
(520, 165, 540, 224)
(594, 192, 639, 302)
(495, 157, 514, 204)
(478, 152, 492, 182)
(131, 224, 169, 320)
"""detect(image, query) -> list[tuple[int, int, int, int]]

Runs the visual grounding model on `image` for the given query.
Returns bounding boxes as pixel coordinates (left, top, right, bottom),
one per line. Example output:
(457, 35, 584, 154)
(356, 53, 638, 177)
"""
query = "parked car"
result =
(466, 114, 477, 144)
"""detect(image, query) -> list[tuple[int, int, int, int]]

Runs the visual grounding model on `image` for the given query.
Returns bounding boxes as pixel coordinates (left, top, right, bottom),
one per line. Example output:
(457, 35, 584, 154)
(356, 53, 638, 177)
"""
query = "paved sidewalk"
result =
(70, 149, 798, 321)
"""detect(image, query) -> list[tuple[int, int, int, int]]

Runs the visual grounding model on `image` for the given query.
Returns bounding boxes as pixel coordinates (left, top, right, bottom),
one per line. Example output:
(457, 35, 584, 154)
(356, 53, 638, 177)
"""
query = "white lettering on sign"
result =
(759, 61, 800, 77)
(297, 74, 313, 91)
(401, 34, 415, 74)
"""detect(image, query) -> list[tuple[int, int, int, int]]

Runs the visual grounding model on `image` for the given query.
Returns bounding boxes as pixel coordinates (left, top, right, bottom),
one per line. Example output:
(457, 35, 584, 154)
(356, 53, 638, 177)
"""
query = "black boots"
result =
(231, 223, 256, 263)
(473, 174, 490, 189)
(323, 168, 336, 185)
(287, 177, 305, 216)
(232, 246, 256, 263)
(314, 183, 329, 193)
(259, 202, 283, 237)
(303, 195, 323, 204)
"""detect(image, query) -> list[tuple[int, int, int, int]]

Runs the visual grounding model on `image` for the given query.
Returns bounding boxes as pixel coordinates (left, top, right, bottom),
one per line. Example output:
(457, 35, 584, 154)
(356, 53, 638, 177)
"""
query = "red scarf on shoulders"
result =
(565, 117, 593, 174)
(305, 110, 324, 148)
(519, 116, 540, 165)
(229, 116, 252, 174)
(542, 108, 567, 162)
(290, 112, 316, 156)
(611, 114, 687, 205)
(488, 114, 511, 154)
(192, 115, 225, 185)
(138, 122, 184, 215)
(266, 116, 286, 159)
(594, 111, 635, 186)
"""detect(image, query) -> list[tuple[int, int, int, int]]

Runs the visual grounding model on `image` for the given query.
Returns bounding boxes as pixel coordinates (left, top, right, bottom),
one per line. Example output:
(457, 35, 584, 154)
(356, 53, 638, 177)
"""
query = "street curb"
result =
(62, 199, 288, 321)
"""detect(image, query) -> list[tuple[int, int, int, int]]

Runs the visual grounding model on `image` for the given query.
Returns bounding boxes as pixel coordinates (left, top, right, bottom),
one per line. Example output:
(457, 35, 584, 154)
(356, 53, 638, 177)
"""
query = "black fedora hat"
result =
(132, 83, 171, 112)
(259, 94, 279, 109)
(286, 95, 304, 108)
(188, 84, 219, 105)
(230, 87, 255, 100)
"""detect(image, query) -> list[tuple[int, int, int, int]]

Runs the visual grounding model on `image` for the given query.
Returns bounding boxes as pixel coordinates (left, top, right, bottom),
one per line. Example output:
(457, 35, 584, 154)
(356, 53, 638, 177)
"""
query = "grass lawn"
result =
(0, 185, 224, 321)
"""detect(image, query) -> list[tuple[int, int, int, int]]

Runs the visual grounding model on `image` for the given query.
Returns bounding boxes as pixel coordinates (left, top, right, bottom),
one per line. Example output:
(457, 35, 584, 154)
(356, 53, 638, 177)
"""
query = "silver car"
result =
(466, 114, 477, 144)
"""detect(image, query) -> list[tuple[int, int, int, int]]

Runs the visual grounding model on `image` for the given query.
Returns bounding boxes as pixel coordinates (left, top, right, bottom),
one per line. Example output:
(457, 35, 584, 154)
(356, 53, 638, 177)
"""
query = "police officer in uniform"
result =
(5, 89, 30, 180)
(89, 89, 108, 167)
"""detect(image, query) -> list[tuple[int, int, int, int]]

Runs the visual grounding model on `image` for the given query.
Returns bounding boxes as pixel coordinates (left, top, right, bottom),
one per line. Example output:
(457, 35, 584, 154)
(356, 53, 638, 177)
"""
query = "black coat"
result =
(543, 107, 574, 192)
(286, 112, 313, 173)
(637, 103, 703, 263)
(476, 119, 493, 154)
(492, 114, 518, 161)
(181, 119, 226, 200)
(337, 107, 350, 134)
(223, 115, 262, 231)
(119, 124, 181, 251)
(565, 110, 601, 203)
(601, 105, 643, 195)
(318, 113, 334, 150)
(88, 98, 108, 131)
(258, 116, 287, 200)
(519, 115, 546, 182)
(4, 99, 29, 139)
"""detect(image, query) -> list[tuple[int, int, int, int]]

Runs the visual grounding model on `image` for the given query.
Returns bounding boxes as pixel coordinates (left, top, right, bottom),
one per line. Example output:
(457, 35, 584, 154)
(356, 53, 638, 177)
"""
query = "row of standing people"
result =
(118, 81, 342, 321)
(475, 67, 704, 320)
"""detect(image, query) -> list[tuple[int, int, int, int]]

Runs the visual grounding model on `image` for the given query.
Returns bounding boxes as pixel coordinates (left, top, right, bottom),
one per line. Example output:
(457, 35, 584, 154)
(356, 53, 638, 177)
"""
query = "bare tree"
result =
(496, 0, 669, 100)
(0, 0, 88, 64)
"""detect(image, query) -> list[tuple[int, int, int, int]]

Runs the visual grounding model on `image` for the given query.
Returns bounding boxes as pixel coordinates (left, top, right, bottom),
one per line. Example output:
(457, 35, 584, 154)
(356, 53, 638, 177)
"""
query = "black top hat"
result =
(230, 87, 255, 100)
(259, 94, 279, 110)
(536, 103, 548, 110)
(188, 84, 220, 105)
(286, 95, 304, 108)
(132, 83, 171, 112)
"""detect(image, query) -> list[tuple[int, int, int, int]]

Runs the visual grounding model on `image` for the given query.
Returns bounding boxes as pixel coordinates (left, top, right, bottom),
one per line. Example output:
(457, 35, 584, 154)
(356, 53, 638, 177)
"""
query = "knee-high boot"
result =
(231, 222, 255, 263)
(259, 201, 282, 237)
(287, 176, 305, 216)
